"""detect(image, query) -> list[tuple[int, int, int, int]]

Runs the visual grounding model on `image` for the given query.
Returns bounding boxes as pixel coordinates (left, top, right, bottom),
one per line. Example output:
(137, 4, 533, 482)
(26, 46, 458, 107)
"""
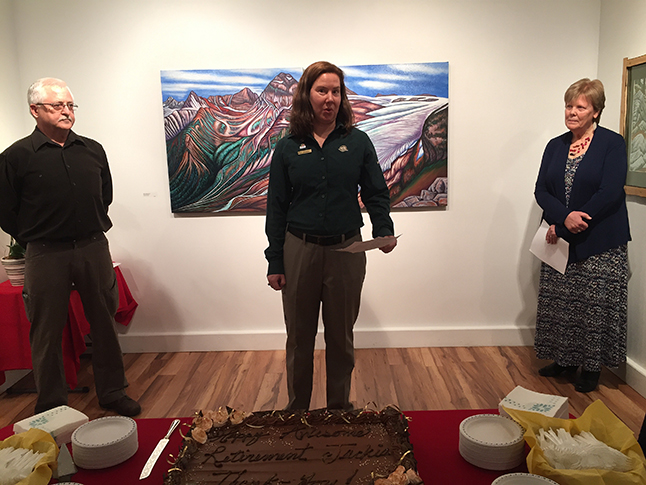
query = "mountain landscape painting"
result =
(161, 62, 449, 213)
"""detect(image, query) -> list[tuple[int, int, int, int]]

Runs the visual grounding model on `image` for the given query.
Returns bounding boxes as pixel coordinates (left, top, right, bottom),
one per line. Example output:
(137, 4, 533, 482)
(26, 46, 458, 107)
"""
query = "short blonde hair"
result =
(564, 78, 605, 125)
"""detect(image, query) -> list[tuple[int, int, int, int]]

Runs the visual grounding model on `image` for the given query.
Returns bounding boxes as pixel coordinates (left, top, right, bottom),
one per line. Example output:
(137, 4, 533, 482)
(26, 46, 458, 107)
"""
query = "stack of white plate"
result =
(71, 416, 138, 469)
(492, 473, 559, 484)
(459, 414, 525, 470)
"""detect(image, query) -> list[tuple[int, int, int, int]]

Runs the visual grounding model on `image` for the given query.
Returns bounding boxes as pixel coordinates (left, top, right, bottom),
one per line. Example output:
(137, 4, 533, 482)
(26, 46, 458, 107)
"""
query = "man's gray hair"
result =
(27, 78, 74, 105)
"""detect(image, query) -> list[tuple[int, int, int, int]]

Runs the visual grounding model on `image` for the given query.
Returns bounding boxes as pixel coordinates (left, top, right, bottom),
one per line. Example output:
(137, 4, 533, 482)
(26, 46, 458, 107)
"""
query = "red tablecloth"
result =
(0, 266, 137, 387)
(0, 410, 528, 485)
(407, 409, 527, 483)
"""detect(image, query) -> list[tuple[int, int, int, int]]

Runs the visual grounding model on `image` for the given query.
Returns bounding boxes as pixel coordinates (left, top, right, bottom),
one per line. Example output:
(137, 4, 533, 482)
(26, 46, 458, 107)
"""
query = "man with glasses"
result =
(0, 78, 140, 417)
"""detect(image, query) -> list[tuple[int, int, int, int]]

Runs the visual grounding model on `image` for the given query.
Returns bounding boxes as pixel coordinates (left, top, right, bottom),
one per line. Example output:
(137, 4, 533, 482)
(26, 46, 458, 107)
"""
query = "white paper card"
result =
(336, 235, 401, 253)
(529, 221, 569, 275)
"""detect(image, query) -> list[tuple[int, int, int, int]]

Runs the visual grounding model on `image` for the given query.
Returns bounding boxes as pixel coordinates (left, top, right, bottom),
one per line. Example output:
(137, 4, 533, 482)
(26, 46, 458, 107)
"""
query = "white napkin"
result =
(499, 386, 569, 419)
(13, 405, 88, 446)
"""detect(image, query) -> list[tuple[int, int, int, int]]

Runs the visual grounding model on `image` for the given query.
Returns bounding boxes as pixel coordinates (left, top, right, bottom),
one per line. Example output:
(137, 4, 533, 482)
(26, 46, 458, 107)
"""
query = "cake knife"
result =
(140, 418, 181, 479)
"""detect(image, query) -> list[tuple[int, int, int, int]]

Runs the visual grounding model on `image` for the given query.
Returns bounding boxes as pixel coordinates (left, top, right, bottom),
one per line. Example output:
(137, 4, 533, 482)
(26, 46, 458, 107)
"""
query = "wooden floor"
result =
(1, 346, 645, 435)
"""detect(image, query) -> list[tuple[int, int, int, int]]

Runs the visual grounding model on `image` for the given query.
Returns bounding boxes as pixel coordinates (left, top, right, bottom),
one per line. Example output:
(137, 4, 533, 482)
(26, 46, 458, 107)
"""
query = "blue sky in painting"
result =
(161, 62, 448, 103)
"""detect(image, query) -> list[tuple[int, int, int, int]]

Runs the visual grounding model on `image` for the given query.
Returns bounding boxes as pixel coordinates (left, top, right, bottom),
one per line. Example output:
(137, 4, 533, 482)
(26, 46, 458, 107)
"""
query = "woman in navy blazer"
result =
(534, 78, 630, 393)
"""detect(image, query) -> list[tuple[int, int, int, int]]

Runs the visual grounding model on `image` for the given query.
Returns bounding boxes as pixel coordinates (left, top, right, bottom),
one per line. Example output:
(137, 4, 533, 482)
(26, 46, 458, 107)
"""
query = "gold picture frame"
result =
(621, 53, 646, 197)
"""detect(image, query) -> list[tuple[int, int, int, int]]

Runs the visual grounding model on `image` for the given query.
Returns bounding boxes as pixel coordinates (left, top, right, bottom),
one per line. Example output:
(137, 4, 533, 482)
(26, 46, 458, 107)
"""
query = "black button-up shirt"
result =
(265, 126, 394, 274)
(0, 128, 113, 245)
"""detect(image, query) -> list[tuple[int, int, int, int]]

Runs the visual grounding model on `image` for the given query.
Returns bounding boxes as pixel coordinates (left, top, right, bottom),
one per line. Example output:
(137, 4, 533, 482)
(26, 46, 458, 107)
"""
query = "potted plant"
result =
(1, 237, 26, 286)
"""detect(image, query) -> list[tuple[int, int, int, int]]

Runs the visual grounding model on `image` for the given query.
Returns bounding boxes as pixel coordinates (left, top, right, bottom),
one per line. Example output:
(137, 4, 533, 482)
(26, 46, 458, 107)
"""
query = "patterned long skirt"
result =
(534, 245, 628, 372)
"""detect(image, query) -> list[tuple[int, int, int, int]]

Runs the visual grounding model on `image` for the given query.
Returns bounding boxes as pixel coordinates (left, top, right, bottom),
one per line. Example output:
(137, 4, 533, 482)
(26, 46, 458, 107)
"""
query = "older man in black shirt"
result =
(0, 78, 140, 416)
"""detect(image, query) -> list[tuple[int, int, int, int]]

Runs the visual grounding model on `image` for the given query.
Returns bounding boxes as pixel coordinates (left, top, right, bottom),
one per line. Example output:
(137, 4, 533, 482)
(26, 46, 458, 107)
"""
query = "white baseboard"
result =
(117, 325, 537, 353)
(610, 358, 646, 398)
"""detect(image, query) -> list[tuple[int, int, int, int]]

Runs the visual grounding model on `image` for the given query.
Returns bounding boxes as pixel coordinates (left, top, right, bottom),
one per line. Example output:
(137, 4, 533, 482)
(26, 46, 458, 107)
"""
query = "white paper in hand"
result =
(336, 235, 401, 253)
(530, 221, 569, 274)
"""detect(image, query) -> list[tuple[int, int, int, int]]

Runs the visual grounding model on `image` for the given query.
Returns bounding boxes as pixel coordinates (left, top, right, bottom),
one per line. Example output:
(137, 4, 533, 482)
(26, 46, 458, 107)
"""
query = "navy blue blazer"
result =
(535, 126, 631, 263)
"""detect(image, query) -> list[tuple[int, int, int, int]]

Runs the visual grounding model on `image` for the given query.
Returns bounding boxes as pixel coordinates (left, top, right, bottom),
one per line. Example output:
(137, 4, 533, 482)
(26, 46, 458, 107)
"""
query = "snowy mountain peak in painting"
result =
(164, 91, 213, 139)
(163, 96, 183, 110)
(260, 72, 298, 108)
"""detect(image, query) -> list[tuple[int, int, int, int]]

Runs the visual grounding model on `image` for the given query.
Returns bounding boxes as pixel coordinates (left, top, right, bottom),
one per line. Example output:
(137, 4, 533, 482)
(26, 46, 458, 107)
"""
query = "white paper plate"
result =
(459, 414, 526, 471)
(459, 443, 524, 465)
(460, 414, 524, 447)
(460, 435, 524, 454)
(72, 416, 136, 448)
(492, 473, 559, 484)
(460, 448, 525, 470)
(74, 440, 137, 469)
(71, 416, 138, 469)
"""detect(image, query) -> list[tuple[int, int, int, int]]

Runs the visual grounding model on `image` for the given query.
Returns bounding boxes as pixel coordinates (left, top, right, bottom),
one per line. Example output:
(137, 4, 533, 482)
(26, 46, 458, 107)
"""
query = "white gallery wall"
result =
(598, 0, 646, 396)
(1, 0, 644, 391)
(0, 2, 23, 159)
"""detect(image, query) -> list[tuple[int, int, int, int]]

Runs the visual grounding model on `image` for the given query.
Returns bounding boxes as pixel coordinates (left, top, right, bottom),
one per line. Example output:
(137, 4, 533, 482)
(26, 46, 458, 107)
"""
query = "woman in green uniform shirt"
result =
(265, 61, 396, 410)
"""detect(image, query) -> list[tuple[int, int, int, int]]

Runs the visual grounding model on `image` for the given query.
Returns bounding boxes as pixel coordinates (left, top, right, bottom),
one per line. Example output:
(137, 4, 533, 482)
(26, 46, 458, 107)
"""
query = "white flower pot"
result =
(1, 257, 25, 286)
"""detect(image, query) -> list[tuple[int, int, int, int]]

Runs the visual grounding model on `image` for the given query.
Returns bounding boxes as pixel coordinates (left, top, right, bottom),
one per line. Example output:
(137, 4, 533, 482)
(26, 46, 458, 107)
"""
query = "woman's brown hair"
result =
(564, 78, 605, 125)
(289, 61, 355, 139)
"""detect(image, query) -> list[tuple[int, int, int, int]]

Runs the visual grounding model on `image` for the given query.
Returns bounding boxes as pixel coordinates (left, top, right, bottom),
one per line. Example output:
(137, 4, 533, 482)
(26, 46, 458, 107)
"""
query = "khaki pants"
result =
(282, 231, 366, 410)
(23, 233, 127, 413)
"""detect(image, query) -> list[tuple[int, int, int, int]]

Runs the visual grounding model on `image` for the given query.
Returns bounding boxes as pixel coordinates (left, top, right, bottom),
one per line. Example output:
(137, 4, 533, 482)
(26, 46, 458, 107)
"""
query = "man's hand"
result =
(267, 274, 286, 291)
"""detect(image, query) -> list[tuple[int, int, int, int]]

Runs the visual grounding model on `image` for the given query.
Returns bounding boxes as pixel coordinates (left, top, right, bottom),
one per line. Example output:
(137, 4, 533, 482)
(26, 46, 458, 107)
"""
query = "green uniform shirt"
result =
(265, 125, 394, 275)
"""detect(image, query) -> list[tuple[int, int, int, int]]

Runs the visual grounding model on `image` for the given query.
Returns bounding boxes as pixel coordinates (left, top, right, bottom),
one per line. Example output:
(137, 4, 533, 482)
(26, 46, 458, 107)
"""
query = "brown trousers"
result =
(282, 231, 366, 410)
(23, 233, 127, 413)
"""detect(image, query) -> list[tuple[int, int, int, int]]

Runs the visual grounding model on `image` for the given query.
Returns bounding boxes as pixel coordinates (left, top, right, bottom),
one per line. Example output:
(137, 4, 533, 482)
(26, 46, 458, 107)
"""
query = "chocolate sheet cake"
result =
(164, 407, 423, 485)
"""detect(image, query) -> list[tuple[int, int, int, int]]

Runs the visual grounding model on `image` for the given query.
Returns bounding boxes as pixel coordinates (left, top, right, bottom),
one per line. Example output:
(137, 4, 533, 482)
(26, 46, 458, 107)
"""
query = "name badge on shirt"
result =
(298, 149, 312, 155)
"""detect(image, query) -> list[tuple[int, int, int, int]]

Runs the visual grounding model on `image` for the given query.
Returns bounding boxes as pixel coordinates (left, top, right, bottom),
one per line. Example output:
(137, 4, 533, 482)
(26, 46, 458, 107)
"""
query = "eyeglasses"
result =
(35, 102, 78, 111)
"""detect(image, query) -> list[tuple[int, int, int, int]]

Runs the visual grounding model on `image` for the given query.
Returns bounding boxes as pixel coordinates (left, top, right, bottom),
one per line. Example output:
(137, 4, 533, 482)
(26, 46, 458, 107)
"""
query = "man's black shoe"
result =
(100, 395, 141, 417)
(575, 370, 601, 393)
(538, 362, 578, 377)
